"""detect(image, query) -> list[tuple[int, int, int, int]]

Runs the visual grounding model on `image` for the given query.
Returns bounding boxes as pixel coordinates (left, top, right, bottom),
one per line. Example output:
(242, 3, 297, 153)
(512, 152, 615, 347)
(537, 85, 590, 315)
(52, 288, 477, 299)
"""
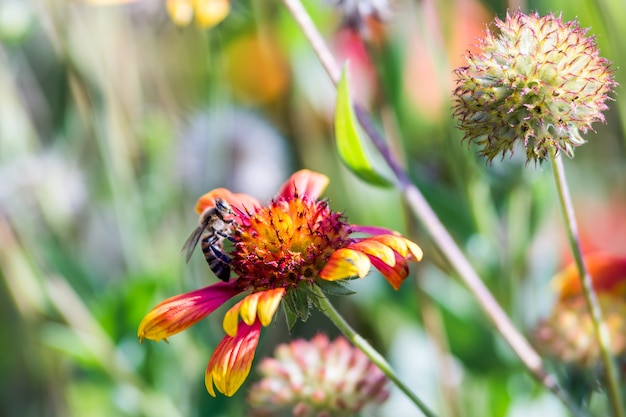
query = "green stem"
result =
(550, 151, 624, 417)
(313, 285, 438, 417)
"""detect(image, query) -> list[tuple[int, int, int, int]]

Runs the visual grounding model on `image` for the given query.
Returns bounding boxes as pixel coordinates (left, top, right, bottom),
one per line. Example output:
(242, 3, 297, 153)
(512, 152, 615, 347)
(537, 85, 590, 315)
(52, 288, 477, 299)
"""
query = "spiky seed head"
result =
(453, 11, 616, 163)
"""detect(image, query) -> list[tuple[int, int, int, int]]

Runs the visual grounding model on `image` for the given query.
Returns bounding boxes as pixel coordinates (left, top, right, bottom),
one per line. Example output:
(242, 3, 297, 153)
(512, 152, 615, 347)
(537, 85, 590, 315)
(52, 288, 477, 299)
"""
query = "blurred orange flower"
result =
(554, 253, 626, 301)
(224, 33, 290, 104)
(535, 252, 626, 367)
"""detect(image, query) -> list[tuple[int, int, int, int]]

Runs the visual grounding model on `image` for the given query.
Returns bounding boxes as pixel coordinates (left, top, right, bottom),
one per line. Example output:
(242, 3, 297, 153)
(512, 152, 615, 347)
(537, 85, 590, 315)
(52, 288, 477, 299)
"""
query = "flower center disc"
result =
(231, 197, 350, 291)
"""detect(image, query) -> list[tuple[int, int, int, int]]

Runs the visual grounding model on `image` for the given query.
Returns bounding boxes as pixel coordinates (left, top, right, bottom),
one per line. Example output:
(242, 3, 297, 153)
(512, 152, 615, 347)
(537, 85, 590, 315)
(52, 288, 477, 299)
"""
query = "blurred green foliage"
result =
(1, 0, 624, 416)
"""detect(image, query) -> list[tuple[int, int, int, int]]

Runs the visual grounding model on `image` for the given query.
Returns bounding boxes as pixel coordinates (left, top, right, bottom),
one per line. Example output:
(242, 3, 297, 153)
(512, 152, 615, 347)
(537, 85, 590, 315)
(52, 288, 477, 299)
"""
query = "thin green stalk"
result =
(313, 285, 438, 417)
(550, 151, 625, 417)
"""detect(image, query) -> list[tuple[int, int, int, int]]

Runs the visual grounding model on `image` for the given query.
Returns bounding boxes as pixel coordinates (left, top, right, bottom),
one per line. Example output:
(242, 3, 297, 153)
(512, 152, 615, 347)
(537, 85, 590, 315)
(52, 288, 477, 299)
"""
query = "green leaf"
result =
(283, 285, 312, 323)
(283, 305, 298, 330)
(314, 278, 356, 296)
(334, 64, 392, 187)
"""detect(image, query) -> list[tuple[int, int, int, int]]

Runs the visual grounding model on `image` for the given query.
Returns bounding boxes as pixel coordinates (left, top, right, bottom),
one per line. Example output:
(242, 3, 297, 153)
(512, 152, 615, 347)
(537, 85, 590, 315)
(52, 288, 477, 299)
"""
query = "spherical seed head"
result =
(453, 11, 616, 164)
(231, 194, 351, 292)
(247, 334, 389, 417)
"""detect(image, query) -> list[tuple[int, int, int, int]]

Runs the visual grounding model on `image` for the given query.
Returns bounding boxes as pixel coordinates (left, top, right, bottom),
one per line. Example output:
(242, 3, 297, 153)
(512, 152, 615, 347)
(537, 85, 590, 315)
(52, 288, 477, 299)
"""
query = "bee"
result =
(182, 198, 236, 282)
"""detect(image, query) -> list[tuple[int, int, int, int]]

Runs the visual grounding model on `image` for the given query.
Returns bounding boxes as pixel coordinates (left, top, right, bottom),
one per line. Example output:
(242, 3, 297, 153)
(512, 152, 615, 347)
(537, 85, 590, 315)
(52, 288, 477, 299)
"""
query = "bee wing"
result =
(182, 208, 216, 263)
(180, 215, 211, 262)
(181, 226, 205, 263)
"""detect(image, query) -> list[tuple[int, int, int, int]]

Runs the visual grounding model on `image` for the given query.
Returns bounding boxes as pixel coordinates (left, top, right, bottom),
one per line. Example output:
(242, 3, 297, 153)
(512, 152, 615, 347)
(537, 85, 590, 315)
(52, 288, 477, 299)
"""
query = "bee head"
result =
(214, 198, 233, 215)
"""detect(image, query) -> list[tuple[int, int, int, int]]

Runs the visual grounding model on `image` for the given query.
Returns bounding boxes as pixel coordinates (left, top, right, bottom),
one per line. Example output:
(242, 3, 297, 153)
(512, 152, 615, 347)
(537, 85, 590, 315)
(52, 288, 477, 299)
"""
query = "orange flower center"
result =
(231, 196, 350, 291)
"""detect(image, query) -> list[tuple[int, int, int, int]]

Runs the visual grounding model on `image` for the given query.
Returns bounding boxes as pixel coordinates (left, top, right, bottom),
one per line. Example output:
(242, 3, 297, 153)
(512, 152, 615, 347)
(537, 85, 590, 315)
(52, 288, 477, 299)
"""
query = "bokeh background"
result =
(1, 0, 625, 416)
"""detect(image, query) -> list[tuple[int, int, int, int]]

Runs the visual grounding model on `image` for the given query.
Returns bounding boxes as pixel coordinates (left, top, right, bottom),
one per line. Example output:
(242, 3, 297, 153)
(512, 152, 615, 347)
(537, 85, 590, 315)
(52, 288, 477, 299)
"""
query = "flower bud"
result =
(248, 334, 389, 417)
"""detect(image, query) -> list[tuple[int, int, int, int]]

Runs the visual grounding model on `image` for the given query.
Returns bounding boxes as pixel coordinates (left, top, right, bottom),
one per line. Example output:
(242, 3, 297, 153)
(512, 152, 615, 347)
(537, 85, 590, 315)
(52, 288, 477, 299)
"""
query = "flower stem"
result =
(279, 0, 585, 415)
(313, 285, 438, 417)
(550, 151, 625, 417)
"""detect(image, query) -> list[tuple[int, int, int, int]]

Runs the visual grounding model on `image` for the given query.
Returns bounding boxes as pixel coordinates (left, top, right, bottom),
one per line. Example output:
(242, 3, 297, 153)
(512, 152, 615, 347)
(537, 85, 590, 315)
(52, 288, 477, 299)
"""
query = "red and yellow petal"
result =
(195, 188, 260, 216)
(138, 281, 242, 342)
(348, 239, 396, 267)
(370, 253, 410, 290)
(223, 288, 285, 336)
(277, 169, 329, 201)
(319, 248, 371, 281)
(222, 303, 240, 337)
(257, 288, 285, 326)
(205, 320, 261, 397)
(554, 252, 626, 300)
(403, 238, 424, 261)
(320, 235, 421, 288)
(237, 294, 260, 327)
(369, 235, 423, 261)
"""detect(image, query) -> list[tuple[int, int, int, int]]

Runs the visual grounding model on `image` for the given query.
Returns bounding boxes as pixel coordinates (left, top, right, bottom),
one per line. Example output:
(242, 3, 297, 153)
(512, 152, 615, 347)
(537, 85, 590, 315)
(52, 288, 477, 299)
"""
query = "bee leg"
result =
(213, 229, 236, 243)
